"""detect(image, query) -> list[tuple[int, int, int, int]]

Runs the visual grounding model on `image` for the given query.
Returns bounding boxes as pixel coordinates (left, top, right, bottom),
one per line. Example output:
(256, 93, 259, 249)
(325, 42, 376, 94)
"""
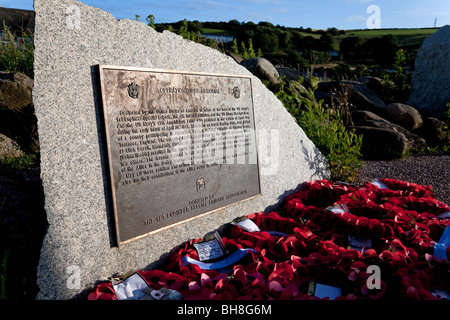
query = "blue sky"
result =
(2, 0, 450, 29)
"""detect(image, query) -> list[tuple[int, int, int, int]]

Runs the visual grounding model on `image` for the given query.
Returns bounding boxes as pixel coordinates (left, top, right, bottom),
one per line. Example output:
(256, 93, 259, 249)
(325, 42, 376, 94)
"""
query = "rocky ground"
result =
(0, 154, 448, 299)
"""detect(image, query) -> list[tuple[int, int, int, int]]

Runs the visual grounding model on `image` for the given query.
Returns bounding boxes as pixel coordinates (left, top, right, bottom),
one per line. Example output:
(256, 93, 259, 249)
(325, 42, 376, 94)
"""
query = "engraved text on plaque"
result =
(98, 66, 261, 245)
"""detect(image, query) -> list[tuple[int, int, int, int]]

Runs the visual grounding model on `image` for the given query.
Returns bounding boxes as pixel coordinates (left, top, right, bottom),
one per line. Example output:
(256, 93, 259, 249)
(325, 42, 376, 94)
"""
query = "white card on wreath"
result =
(194, 239, 226, 261)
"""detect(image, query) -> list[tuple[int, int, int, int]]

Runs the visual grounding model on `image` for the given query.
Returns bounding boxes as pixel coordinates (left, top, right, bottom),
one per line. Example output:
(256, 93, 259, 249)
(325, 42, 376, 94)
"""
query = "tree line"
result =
(151, 18, 414, 72)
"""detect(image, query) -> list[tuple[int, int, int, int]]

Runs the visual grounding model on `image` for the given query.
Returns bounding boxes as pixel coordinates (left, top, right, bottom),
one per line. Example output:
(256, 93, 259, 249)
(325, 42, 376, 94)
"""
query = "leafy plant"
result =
(267, 77, 363, 182)
(232, 37, 262, 59)
(0, 153, 38, 171)
(146, 14, 156, 29)
(0, 24, 34, 78)
(381, 49, 411, 103)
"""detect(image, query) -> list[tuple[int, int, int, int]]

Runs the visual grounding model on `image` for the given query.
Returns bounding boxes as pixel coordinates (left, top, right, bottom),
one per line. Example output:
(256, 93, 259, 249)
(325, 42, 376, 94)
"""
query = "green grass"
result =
(0, 153, 38, 171)
(345, 28, 438, 36)
(0, 24, 34, 79)
(338, 28, 438, 48)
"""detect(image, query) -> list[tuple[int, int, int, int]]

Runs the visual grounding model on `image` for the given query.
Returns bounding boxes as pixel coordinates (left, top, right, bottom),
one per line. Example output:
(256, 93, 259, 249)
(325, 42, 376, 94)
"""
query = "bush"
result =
(380, 49, 411, 104)
(268, 78, 363, 182)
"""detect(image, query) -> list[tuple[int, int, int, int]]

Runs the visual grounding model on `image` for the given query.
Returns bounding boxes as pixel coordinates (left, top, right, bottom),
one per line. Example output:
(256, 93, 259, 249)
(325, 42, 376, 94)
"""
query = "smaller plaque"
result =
(193, 232, 228, 262)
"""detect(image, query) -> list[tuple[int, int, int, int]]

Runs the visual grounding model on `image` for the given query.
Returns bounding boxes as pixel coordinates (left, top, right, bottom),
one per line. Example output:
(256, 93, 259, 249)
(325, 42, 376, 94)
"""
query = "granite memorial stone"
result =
(33, 0, 328, 299)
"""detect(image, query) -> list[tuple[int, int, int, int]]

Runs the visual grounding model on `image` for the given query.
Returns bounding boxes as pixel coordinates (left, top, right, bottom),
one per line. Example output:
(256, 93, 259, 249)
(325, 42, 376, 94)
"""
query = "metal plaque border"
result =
(97, 65, 262, 246)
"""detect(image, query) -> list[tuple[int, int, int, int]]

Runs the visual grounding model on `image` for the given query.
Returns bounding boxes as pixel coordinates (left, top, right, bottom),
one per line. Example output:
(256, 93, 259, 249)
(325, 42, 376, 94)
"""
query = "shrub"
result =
(380, 49, 411, 104)
(268, 77, 363, 182)
(0, 24, 34, 78)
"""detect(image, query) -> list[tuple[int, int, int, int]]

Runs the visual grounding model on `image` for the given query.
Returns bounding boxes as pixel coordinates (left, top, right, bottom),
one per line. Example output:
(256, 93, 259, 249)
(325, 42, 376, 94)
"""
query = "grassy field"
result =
(340, 28, 438, 47)
(201, 25, 438, 49)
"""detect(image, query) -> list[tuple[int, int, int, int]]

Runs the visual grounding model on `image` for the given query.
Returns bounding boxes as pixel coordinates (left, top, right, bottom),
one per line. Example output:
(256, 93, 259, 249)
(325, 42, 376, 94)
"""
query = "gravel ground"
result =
(356, 154, 450, 205)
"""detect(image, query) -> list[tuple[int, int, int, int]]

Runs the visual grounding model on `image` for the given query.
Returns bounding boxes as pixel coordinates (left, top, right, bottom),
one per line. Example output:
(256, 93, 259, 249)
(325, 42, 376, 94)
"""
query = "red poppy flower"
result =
(88, 178, 450, 301)
(87, 282, 117, 300)
(361, 280, 387, 300)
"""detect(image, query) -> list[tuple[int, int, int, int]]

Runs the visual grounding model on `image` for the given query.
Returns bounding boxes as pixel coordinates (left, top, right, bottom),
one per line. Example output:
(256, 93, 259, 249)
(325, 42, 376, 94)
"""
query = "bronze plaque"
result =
(98, 66, 261, 245)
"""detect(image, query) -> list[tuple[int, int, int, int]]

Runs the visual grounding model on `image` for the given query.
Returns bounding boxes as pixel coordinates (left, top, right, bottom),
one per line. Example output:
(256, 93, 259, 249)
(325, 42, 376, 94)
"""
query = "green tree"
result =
(146, 14, 156, 29)
(231, 38, 239, 55)
(320, 32, 335, 51)
(339, 36, 362, 60)
(247, 38, 256, 58)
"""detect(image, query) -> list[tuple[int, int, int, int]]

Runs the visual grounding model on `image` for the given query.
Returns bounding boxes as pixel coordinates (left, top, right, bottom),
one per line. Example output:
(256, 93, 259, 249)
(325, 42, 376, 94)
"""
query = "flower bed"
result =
(88, 179, 450, 300)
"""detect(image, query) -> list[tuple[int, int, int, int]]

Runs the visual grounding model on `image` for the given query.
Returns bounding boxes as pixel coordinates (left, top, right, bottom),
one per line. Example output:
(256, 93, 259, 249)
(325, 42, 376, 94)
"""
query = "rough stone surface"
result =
(240, 57, 281, 84)
(350, 126, 408, 160)
(0, 71, 38, 153)
(384, 103, 423, 131)
(413, 117, 450, 147)
(408, 25, 450, 119)
(276, 67, 303, 82)
(351, 110, 426, 150)
(0, 133, 23, 159)
(33, 0, 328, 300)
(357, 76, 386, 97)
(348, 83, 386, 113)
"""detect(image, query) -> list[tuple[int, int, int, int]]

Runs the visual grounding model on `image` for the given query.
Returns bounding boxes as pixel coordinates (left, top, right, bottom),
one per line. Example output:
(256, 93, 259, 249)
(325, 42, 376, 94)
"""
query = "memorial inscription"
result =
(98, 66, 261, 245)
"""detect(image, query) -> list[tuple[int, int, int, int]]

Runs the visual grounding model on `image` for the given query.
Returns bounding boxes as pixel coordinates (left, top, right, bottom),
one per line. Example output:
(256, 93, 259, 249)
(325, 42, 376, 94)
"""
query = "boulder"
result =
(317, 81, 340, 93)
(314, 90, 343, 107)
(0, 104, 39, 154)
(0, 133, 24, 159)
(352, 110, 426, 150)
(349, 126, 408, 160)
(347, 82, 386, 113)
(357, 76, 387, 97)
(0, 72, 39, 153)
(0, 71, 33, 111)
(317, 80, 386, 113)
(276, 67, 303, 82)
(384, 103, 423, 131)
(240, 57, 281, 84)
(413, 117, 450, 147)
(286, 80, 310, 98)
(408, 25, 450, 119)
(226, 51, 243, 64)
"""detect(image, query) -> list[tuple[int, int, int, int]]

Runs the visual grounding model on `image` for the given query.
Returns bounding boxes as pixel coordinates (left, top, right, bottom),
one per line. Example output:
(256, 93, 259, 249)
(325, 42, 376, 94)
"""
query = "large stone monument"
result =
(408, 25, 450, 119)
(33, 0, 328, 299)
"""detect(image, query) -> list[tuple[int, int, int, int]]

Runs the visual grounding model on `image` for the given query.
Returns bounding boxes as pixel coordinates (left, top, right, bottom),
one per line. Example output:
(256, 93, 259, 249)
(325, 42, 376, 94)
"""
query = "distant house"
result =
(0, 7, 35, 36)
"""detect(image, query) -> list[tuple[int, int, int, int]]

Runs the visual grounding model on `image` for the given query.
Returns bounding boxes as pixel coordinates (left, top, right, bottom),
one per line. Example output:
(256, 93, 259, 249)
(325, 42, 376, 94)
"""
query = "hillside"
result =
(338, 28, 438, 48)
(155, 19, 438, 75)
